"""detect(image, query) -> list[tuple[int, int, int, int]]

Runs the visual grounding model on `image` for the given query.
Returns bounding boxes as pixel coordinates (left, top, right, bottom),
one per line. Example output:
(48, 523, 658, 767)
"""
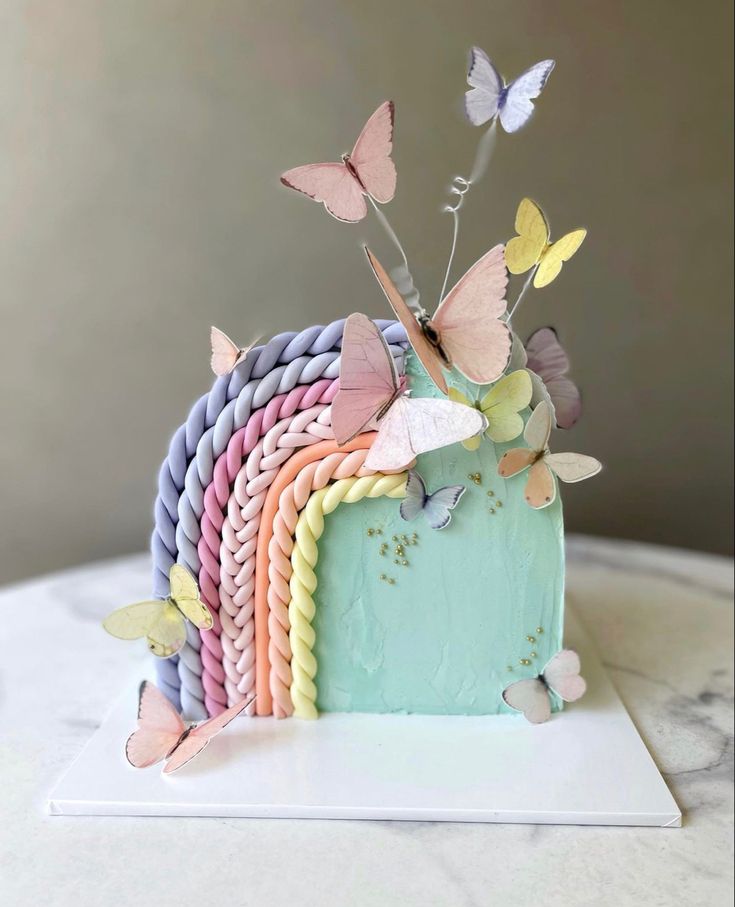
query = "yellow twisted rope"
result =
(288, 472, 408, 718)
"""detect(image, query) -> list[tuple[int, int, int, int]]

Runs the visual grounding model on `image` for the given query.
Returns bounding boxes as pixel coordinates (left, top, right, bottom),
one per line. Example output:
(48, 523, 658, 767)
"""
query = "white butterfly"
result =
(503, 649, 587, 724)
(465, 48, 555, 133)
(210, 326, 260, 377)
(399, 469, 466, 530)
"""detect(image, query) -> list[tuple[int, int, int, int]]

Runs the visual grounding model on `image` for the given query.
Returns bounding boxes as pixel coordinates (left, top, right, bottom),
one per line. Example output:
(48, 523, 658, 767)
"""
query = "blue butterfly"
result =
(399, 470, 466, 531)
(465, 49, 555, 133)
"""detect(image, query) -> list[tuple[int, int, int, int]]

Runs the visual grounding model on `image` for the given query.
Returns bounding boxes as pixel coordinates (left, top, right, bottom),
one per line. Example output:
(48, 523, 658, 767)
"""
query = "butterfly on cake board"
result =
(497, 400, 601, 509)
(331, 312, 486, 471)
(103, 564, 213, 658)
(503, 649, 586, 724)
(125, 681, 255, 773)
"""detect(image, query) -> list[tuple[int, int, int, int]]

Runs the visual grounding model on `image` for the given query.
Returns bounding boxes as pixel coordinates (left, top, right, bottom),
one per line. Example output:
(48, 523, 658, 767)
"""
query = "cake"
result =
(103, 48, 602, 769)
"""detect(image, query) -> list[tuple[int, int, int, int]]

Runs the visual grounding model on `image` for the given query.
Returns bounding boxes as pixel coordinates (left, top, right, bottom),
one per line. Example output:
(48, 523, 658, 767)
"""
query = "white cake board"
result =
(48, 610, 681, 826)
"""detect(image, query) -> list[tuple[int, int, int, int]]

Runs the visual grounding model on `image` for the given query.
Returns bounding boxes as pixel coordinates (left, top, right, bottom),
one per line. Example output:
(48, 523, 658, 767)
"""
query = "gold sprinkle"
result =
(526, 635, 536, 643)
(486, 490, 495, 497)
(536, 627, 544, 634)
(468, 472, 482, 485)
(520, 658, 531, 666)
(367, 528, 374, 537)
(380, 574, 387, 581)
(387, 577, 395, 585)
(401, 559, 408, 566)
(496, 500, 503, 508)
(376, 529, 382, 535)
(507, 666, 514, 672)
(489, 508, 496, 515)
(530, 652, 537, 659)
(392, 535, 398, 541)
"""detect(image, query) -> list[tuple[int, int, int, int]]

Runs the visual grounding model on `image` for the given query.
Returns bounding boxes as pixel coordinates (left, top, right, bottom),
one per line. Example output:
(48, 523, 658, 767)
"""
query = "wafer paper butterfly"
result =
(448, 369, 533, 449)
(365, 244, 511, 394)
(465, 48, 555, 132)
(126, 681, 254, 773)
(497, 401, 601, 509)
(503, 649, 586, 724)
(523, 328, 582, 429)
(400, 469, 466, 530)
(331, 313, 486, 470)
(210, 326, 260, 377)
(103, 564, 213, 658)
(280, 101, 396, 222)
(505, 198, 586, 289)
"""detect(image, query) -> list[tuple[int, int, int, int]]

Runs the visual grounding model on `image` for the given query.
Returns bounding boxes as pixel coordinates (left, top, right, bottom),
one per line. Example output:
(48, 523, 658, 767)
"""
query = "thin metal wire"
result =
(506, 266, 538, 322)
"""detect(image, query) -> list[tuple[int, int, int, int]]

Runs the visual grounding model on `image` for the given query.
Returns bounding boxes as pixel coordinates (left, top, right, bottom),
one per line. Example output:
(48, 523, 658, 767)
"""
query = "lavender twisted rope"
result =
(151, 319, 406, 717)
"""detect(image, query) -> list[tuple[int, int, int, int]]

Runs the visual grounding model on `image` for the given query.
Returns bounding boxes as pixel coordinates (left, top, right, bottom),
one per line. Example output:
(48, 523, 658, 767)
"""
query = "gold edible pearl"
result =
(507, 666, 514, 672)
(526, 636, 536, 643)
(530, 652, 537, 659)
(401, 559, 408, 566)
(487, 490, 495, 497)
(489, 508, 496, 515)
(536, 627, 544, 634)
(367, 528, 374, 536)
(520, 658, 531, 666)
(387, 577, 395, 585)
(496, 501, 503, 508)
(379, 574, 387, 580)
(468, 472, 482, 485)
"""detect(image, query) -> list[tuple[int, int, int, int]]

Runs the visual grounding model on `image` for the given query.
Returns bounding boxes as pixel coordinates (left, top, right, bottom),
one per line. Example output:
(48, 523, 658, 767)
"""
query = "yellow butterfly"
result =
(505, 198, 586, 288)
(448, 370, 532, 450)
(103, 565, 213, 658)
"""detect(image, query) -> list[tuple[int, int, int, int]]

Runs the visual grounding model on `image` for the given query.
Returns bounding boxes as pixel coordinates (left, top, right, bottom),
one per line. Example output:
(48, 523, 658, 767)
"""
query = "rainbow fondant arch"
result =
(151, 320, 565, 721)
(151, 320, 407, 718)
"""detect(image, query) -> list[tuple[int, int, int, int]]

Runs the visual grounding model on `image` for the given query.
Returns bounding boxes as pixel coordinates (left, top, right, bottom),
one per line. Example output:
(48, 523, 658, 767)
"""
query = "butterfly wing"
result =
(479, 369, 532, 443)
(524, 459, 557, 509)
(542, 650, 587, 702)
(432, 244, 511, 384)
(280, 162, 367, 222)
(163, 695, 255, 774)
(365, 396, 486, 471)
(422, 484, 466, 531)
(169, 564, 213, 631)
(399, 468, 427, 523)
(535, 229, 587, 288)
(502, 678, 552, 724)
(125, 681, 186, 768)
(505, 198, 550, 275)
(464, 46, 504, 126)
(545, 452, 602, 484)
(497, 447, 536, 478)
(523, 399, 553, 451)
(332, 313, 400, 445)
(103, 600, 167, 641)
(525, 327, 581, 429)
(350, 100, 396, 204)
(365, 247, 448, 394)
(447, 387, 482, 450)
(499, 60, 555, 133)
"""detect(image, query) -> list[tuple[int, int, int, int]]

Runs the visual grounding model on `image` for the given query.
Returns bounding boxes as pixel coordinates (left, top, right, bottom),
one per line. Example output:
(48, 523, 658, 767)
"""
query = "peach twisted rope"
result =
(196, 378, 338, 716)
(216, 404, 336, 708)
(289, 473, 408, 719)
(266, 448, 377, 717)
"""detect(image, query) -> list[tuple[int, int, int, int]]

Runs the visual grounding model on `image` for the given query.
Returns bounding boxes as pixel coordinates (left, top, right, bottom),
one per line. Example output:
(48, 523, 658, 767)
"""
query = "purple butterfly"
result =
(525, 328, 582, 430)
(465, 48, 555, 133)
(399, 469, 466, 531)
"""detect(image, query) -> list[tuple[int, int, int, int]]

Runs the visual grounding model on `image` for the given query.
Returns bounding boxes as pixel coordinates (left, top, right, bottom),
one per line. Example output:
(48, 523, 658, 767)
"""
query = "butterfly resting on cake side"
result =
(400, 469, 466, 531)
(102, 564, 213, 658)
(503, 649, 586, 724)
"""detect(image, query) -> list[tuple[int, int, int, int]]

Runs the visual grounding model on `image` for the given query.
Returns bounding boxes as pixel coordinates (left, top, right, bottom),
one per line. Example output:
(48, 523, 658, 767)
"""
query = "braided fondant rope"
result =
(288, 473, 408, 719)
(266, 448, 377, 717)
(196, 379, 338, 716)
(151, 320, 406, 717)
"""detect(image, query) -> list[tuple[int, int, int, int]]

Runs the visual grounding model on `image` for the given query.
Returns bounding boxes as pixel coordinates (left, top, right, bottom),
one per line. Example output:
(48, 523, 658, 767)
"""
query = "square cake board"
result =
(48, 609, 681, 826)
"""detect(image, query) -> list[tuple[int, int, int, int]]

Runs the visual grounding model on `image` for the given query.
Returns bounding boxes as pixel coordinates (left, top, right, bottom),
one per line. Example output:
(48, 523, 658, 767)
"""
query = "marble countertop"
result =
(0, 536, 732, 906)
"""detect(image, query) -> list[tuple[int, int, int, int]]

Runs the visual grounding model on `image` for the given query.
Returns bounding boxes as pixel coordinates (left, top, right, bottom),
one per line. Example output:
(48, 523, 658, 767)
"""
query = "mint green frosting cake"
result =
(313, 350, 565, 715)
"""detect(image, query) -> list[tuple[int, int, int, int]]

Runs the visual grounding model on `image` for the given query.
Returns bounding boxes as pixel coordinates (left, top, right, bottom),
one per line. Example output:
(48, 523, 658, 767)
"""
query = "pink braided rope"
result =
(267, 448, 376, 717)
(196, 378, 337, 716)
(214, 391, 339, 710)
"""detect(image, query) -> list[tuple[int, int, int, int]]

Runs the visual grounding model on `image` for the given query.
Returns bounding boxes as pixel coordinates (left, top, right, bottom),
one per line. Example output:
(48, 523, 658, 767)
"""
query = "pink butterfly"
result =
(524, 328, 582, 429)
(126, 681, 254, 774)
(280, 101, 397, 223)
(365, 244, 511, 394)
(502, 649, 586, 724)
(210, 326, 260, 377)
(331, 313, 487, 471)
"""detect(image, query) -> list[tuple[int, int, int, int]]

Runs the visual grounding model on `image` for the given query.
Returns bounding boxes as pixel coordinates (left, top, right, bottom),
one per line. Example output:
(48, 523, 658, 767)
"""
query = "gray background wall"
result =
(1, 0, 733, 584)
